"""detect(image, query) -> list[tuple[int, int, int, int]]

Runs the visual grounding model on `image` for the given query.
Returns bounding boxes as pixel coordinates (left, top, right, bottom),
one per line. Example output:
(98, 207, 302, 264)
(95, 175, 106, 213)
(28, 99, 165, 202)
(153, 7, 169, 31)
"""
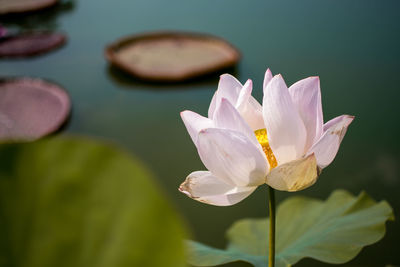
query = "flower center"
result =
(254, 128, 278, 169)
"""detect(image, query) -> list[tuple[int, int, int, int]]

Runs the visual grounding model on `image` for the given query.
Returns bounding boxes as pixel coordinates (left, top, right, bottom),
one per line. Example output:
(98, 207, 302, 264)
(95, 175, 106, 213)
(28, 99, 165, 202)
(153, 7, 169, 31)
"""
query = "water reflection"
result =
(374, 154, 398, 186)
(107, 64, 238, 91)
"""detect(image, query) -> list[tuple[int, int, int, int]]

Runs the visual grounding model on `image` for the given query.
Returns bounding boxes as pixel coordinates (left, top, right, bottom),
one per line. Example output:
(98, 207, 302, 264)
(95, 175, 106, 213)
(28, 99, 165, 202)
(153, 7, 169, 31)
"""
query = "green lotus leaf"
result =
(188, 190, 394, 267)
(0, 136, 187, 267)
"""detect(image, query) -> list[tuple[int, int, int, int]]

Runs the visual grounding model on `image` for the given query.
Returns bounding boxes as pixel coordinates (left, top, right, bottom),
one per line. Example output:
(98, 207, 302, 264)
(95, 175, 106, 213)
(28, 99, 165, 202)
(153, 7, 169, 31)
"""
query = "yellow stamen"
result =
(254, 128, 278, 169)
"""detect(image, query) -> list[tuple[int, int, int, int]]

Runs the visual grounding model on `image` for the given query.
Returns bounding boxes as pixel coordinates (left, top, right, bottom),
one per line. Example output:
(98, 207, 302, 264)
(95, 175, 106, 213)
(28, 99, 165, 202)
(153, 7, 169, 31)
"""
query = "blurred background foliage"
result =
(0, 137, 187, 267)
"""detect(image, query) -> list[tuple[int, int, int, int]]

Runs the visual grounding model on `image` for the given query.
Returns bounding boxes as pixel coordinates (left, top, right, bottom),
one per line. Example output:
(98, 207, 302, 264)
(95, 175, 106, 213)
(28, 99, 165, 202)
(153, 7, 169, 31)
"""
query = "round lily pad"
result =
(0, 78, 71, 141)
(105, 32, 240, 82)
(0, 32, 66, 58)
(0, 0, 58, 15)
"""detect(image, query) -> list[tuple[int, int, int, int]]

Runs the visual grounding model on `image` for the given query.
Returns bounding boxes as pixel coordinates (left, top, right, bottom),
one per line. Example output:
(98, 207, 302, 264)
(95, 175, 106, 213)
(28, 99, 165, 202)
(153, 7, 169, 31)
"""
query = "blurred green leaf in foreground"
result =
(0, 136, 187, 267)
(188, 190, 394, 267)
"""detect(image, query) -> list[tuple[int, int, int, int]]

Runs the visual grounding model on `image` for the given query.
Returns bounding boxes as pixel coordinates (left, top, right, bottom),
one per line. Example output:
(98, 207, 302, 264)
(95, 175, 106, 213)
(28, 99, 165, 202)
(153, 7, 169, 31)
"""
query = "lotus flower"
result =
(179, 69, 354, 206)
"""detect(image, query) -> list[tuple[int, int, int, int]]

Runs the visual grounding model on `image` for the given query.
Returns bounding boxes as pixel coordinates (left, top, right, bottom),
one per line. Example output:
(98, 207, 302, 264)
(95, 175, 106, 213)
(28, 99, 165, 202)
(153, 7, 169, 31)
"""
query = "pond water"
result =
(1, 0, 399, 265)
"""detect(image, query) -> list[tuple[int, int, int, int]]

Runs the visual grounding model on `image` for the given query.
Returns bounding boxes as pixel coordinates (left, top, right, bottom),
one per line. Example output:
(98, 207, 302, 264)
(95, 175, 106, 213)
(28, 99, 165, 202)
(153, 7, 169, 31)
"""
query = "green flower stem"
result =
(268, 186, 276, 267)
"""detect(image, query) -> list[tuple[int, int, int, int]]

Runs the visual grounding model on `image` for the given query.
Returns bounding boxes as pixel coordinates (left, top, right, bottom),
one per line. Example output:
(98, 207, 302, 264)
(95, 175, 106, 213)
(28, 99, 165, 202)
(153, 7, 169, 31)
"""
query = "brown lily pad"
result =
(105, 32, 240, 82)
(0, 0, 58, 15)
(0, 78, 71, 142)
(0, 32, 66, 58)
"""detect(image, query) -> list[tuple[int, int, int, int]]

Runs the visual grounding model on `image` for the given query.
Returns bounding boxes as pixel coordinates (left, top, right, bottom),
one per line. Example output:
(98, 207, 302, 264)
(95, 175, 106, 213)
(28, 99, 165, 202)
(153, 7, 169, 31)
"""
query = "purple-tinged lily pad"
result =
(0, 32, 66, 58)
(0, 0, 58, 15)
(0, 78, 70, 142)
(0, 25, 7, 38)
(105, 31, 240, 82)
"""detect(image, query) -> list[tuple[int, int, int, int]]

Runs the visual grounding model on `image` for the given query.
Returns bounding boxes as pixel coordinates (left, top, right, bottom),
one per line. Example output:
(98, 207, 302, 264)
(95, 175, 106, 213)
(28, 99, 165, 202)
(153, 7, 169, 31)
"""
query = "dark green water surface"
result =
(1, 0, 399, 265)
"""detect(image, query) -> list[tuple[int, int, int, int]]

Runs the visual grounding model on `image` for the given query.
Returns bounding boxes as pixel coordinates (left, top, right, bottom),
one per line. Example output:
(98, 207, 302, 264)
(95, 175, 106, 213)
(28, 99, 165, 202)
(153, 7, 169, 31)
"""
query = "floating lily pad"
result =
(0, 32, 66, 58)
(105, 32, 240, 82)
(0, 26, 7, 38)
(0, 78, 70, 142)
(187, 190, 394, 267)
(0, 0, 58, 15)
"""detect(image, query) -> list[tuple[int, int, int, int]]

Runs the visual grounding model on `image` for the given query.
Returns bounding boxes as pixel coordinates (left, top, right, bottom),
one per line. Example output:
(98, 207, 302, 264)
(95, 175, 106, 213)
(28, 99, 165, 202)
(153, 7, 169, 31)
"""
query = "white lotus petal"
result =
(236, 79, 252, 109)
(323, 115, 347, 133)
(240, 96, 265, 130)
(289, 76, 324, 151)
(208, 74, 242, 119)
(307, 115, 354, 168)
(214, 98, 260, 147)
(208, 90, 218, 119)
(263, 68, 273, 92)
(266, 154, 319, 192)
(179, 171, 257, 206)
(234, 79, 265, 130)
(263, 74, 307, 164)
(181, 110, 214, 145)
(197, 128, 268, 187)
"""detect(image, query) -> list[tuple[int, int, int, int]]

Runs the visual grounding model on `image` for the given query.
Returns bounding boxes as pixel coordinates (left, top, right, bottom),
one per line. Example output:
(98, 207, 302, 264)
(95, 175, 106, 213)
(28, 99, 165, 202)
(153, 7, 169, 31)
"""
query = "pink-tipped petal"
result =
(289, 76, 324, 151)
(263, 74, 307, 164)
(181, 110, 214, 145)
(214, 98, 260, 147)
(307, 115, 354, 168)
(197, 128, 268, 187)
(266, 154, 319, 192)
(263, 68, 273, 92)
(323, 115, 349, 134)
(208, 74, 243, 119)
(179, 171, 257, 206)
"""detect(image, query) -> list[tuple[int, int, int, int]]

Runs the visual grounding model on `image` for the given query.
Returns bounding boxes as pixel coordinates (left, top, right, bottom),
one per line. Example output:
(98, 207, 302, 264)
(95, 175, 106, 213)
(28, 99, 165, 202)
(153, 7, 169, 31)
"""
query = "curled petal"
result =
(323, 115, 350, 136)
(181, 110, 214, 145)
(266, 154, 319, 192)
(179, 171, 257, 206)
(289, 76, 324, 151)
(197, 128, 268, 187)
(208, 74, 242, 119)
(214, 98, 260, 147)
(307, 115, 354, 169)
(263, 74, 307, 164)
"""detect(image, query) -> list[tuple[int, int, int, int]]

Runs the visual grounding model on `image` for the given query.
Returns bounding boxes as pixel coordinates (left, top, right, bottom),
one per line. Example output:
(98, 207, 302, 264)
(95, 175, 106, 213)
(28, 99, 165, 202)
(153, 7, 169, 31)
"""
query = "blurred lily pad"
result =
(0, 77, 70, 141)
(105, 31, 240, 82)
(187, 190, 394, 267)
(0, 0, 58, 15)
(0, 32, 66, 58)
(0, 136, 187, 267)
